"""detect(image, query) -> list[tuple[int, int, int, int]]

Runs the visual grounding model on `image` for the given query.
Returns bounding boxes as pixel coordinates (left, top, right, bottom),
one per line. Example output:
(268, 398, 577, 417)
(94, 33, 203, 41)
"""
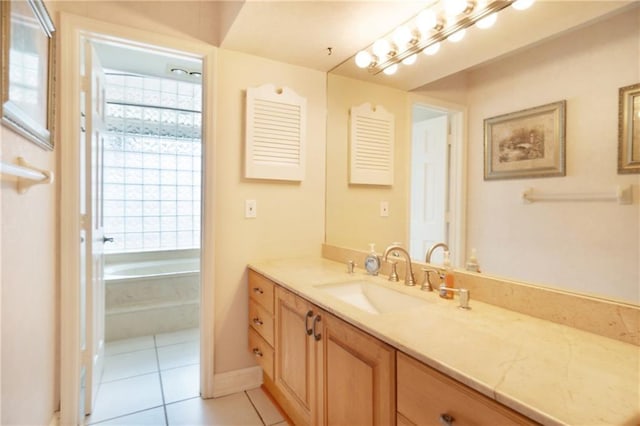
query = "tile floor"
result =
(87, 328, 286, 426)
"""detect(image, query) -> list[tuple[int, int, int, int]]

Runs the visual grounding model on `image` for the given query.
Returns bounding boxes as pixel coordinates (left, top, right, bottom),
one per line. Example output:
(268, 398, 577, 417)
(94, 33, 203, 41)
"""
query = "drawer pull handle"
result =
(253, 287, 264, 294)
(252, 348, 263, 357)
(252, 317, 263, 326)
(305, 310, 314, 335)
(312, 314, 322, 341)
(439, 414, 454, 426)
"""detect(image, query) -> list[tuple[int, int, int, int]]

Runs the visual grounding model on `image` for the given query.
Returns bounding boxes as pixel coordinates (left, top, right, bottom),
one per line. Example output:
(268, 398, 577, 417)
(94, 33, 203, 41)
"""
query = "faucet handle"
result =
(388, 261, 399, 282)
(421, 268, 443, 291)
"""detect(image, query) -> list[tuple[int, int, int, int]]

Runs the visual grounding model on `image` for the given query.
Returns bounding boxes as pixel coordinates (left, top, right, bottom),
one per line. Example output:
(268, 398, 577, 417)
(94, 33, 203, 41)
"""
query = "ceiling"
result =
(219, 0, 636, 91)
(95, 0, 636, 91)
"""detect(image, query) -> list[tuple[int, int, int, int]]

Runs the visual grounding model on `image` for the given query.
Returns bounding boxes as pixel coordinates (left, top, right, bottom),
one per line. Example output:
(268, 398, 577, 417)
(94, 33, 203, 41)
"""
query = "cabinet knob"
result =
(312, 314, 322, 341)
(252, 348, 263, 357)
(305, 310, 314, 335)
(253, 287, 264, 294)
(252, 317, 263, 326)
(439, 414, 454, 425)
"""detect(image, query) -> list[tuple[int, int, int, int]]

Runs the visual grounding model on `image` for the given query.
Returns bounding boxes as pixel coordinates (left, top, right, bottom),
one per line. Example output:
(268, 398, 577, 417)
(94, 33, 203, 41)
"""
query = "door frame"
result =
(407, 94, 467, 267)
(58, 13, 217, 425)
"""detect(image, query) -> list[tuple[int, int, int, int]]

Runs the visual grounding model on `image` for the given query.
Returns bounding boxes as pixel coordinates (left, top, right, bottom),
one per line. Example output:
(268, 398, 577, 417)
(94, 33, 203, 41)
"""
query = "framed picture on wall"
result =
(618, 83, 640, 174)
(0, 0, 56, 150)
(484, 100, 566, 180)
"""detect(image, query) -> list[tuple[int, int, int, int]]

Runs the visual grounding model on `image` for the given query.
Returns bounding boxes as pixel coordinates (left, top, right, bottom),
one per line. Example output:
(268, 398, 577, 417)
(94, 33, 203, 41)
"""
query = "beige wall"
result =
(214, 49, 326, 373)
(1, 128, 59, 424)
(325, 74, 410, 253)
(418, 9, 640, 302)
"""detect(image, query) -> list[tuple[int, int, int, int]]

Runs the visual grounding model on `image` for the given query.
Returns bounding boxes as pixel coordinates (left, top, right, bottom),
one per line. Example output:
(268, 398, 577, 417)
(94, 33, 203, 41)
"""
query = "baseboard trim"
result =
(49, 412, 60, 426)
(212, 366, 263, 398)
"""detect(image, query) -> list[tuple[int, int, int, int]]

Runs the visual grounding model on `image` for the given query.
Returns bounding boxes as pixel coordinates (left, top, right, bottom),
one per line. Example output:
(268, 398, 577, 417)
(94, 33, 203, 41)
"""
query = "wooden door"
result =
(316, 311, 396, 426)
(274, 287, 317, 425)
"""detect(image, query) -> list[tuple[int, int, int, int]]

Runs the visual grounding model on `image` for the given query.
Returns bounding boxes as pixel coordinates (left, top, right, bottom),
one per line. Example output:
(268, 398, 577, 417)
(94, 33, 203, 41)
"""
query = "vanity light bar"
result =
(361, 0, 519, 75)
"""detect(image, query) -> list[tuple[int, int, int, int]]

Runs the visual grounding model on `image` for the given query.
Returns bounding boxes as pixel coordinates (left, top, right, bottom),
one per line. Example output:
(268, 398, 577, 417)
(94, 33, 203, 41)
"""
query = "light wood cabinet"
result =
(316, 311, 396, 426)
(270, 286, 317, 425)
(397, 352, 537, 426)
(248, 269, 534, 426)
(248, 271, 275, 379)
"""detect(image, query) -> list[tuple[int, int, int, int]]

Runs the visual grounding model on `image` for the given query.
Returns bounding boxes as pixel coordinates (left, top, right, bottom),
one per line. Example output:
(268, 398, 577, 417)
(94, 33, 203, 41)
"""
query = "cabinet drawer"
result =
(248, 327, 274, 379)
(397, 352, 536, 425)
(249, 299, 274, 346)
(248, 270, 275, 314)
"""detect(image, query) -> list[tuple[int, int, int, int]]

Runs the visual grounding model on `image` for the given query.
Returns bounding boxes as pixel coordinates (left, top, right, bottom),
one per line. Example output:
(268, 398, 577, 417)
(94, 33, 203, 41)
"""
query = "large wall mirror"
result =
(326, 2, 640, 305)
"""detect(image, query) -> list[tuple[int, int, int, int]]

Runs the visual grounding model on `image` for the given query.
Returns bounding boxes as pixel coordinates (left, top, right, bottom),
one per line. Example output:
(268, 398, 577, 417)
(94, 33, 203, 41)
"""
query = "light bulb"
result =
(423, 42, 440, 56)
(416, 9, 437, 33)
(402, 54, 417, 65)
(372, 39, 392, 59)
(512, 0, 534, 10)
(476, 13, 497, 29)
(444, 0, 468, 16)
(448, 29, 466, 43)
(355, 51, 373, 68)
(393, 26, 413, 49)
(383, 64, 398, 75)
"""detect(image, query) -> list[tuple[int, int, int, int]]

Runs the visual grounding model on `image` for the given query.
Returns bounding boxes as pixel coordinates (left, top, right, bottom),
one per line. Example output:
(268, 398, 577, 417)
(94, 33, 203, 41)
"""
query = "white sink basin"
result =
(315, 280, 427, 315)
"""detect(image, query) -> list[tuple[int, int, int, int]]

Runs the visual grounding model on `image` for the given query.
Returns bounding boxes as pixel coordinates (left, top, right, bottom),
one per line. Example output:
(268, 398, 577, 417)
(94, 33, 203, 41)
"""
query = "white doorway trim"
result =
(58, 13, 217, 425)
(407, 94, 467, 267)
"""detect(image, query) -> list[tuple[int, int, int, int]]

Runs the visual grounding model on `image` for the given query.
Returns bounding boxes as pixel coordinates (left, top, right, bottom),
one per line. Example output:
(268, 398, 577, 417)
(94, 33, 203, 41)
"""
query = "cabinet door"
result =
(316, 311, 396, 426)
(274, 287, 317, 425)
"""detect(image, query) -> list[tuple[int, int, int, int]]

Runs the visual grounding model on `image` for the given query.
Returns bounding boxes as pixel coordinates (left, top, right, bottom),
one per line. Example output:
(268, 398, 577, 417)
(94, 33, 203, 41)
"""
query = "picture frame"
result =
(484, 100, 566, 180)
(618, 83, 640, 174)
(0, 0, 56, 150)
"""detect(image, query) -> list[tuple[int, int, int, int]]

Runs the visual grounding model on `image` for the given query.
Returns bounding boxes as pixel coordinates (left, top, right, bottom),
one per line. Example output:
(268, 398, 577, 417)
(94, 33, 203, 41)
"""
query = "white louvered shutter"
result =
(245, 84, 307, 181)
(349, 103, 394, 185)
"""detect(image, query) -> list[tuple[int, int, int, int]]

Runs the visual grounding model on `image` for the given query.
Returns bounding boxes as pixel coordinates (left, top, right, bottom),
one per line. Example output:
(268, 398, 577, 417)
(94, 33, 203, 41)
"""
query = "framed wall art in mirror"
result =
(0, 0, 56, 150)
(618, 83, 640, 174)
(484, 100, 566, 180)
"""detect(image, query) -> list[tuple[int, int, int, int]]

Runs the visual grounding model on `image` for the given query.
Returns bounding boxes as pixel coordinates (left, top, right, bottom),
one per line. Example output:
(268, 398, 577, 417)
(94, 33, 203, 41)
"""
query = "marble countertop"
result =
(248, 257, 640, 426)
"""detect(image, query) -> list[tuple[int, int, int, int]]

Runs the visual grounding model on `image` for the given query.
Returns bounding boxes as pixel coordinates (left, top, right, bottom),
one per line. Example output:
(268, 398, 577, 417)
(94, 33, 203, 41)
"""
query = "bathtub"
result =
(104, 249, 200, 341)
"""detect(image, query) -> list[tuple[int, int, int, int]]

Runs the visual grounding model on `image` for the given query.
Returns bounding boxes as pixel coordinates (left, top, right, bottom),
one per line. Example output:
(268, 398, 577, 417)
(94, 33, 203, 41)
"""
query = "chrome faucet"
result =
(425, 242, 450, 264)
(382, 245, 416, 286)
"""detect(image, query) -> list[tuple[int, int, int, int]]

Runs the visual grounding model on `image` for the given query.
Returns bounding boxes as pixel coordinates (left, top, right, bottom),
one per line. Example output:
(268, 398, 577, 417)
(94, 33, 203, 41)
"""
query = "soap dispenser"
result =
(440, 250, 455, 299)
(465, 248, 480, 273)
(364, 243, 381, 276)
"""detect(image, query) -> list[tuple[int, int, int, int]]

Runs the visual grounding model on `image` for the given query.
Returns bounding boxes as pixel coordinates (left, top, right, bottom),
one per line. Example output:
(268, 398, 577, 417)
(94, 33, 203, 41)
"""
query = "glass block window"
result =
(102, 72, 202, 252)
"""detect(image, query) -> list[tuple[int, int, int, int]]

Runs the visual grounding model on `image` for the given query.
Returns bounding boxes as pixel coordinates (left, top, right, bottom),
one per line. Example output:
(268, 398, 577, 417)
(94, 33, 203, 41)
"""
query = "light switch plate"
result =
(380, 201, 389, 217)
(245, 200, 257, 218)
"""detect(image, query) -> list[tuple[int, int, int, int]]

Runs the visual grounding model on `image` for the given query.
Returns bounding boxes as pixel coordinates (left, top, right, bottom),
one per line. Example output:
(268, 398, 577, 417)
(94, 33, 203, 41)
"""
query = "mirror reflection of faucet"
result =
(425, 242, 449, 264)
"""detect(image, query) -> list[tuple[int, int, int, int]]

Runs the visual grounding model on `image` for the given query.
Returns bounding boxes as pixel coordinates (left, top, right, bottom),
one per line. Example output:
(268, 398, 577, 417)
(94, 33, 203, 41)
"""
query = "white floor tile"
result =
(246, 387, 285, 426)
(105, 335, 156, 356)
(161, 364, 200, 404)
(157, 341, 199, 370)
(94, 407, 166, 425)
(166, 394, 263, 426)
(155, 328, 199, 347)
(88, 373, 164, 424)
(102, 349, 158, 383)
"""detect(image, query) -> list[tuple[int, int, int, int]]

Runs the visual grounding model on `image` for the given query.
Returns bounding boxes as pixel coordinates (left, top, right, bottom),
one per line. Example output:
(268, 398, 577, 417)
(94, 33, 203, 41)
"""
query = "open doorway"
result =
(408, 101, 466, 267)
(83, 40, 203, 423)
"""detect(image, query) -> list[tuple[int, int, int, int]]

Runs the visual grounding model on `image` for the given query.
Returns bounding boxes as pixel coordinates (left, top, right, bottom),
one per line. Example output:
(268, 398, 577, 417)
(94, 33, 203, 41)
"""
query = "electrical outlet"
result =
(380, 201, 389, 217)
(245, 200, 257, 218)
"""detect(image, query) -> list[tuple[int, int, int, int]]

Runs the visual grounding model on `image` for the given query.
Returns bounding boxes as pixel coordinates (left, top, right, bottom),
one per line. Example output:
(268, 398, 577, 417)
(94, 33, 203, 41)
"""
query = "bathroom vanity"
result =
(247, 257, 639, 425)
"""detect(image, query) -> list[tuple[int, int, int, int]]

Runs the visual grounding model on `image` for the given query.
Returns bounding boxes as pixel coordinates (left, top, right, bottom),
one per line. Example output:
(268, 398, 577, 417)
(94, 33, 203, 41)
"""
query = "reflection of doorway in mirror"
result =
(410, 106, 449, 263)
